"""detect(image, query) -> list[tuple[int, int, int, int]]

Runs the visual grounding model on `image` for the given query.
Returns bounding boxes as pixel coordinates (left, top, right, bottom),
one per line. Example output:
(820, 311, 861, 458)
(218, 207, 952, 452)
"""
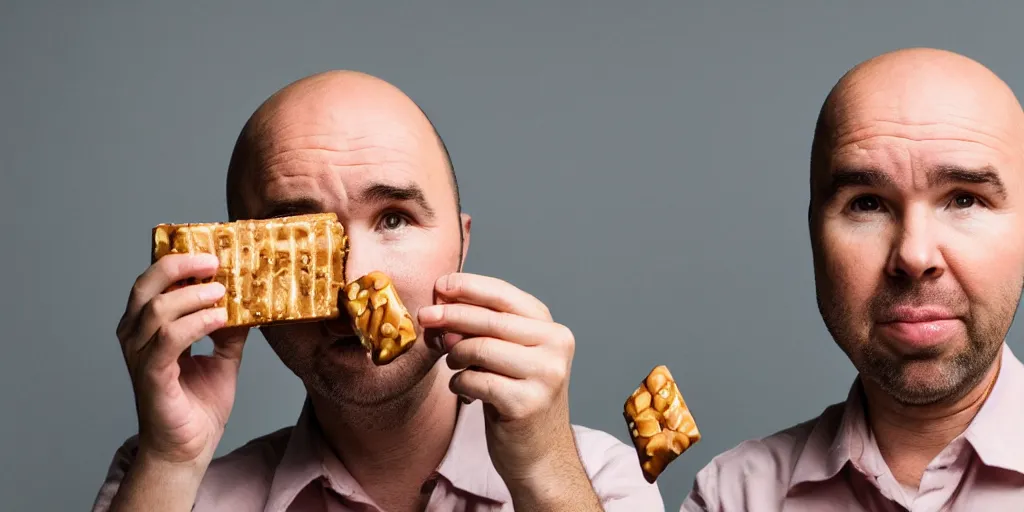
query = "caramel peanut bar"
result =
(342, 271, 417, 365)
(623, 365, 700, 483)
(151, 213, 348, 328)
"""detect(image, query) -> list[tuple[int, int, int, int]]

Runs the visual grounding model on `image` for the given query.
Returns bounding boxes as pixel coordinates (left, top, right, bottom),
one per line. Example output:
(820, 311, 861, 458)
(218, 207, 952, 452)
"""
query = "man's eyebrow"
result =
(822, 168, 895, 199)
(257, 197, 324, 218)
(929, 165, 1007, 199)
(358, 183, 435, 218)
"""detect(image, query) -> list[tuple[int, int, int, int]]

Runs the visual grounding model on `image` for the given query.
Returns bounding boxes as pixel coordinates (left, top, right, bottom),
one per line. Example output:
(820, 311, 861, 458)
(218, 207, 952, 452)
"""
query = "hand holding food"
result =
(153, 213, 418, 365)
(151, 212, 348, 327)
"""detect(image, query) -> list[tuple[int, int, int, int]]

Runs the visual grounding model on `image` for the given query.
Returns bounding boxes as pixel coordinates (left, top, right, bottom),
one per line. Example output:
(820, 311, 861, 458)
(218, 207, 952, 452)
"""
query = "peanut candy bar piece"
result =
(151, 213, 347, 328)
(343, 271, 417, 365)
(623, 365, 700, 483)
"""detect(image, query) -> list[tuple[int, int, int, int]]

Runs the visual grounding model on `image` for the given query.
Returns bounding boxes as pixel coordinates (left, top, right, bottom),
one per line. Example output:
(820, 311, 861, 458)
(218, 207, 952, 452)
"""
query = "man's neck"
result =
(309, 365, 460, 510)
(862, 352, 1003, 487)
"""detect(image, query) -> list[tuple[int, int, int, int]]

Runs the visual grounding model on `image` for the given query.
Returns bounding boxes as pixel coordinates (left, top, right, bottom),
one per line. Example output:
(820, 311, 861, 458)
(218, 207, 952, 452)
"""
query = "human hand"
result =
(417, 273, 583, 488)
(114, 253, 249, 472)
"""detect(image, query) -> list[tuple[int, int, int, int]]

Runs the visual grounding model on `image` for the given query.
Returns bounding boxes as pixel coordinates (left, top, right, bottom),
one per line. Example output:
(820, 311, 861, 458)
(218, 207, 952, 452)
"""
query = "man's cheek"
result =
(824, 254, 874, 313)
(392, 273, 438, 310)
(961, 256, 1023, 308)
(823, 248, 861, 288)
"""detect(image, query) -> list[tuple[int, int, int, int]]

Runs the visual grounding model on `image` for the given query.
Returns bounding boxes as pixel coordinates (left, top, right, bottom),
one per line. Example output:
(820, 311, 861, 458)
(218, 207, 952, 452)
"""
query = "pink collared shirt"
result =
(681, 343, 1024, 512)
(92, 399, 664, 511)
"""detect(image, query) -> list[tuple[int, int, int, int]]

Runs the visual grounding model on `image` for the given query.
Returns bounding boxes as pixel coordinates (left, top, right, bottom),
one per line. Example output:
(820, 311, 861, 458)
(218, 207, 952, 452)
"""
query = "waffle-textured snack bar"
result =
(623, 365, 700, 483)
(151, 213, 348, 328)
(342, 271, 417, 365)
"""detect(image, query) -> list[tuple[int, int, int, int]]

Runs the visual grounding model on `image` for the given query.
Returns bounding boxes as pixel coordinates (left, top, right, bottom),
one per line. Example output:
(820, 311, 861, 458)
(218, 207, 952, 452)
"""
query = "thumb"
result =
(210, 326, 249, 364)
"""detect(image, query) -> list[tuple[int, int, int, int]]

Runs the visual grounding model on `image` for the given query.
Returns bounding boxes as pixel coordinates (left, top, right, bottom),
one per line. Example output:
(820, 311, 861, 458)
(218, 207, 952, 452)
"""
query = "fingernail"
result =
(419, 305, 442, 323)
(199, 282, 226, 300)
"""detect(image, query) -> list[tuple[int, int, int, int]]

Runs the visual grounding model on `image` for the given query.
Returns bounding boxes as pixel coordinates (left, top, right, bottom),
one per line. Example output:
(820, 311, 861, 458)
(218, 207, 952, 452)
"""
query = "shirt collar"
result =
(789, 342, 1024, 492)
(433, 399, 512, 503)
(263, 397, 339, 512)
(263, 396, 511, 511)
(789, 379, 875, 490)
(963, 343, 1024, 475)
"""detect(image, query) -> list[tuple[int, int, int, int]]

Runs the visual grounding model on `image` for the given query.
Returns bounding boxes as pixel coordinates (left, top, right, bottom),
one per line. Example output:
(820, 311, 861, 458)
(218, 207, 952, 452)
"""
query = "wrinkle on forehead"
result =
(811, 48, 1024, 203)
(258, 137, 422, 177)
(253, 144, 432, 214)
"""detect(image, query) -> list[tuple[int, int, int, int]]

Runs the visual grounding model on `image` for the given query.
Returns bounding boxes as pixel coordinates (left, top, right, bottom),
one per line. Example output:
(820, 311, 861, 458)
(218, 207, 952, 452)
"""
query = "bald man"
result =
(682, 48, 1024, 511)
(92, 71, 662, 512)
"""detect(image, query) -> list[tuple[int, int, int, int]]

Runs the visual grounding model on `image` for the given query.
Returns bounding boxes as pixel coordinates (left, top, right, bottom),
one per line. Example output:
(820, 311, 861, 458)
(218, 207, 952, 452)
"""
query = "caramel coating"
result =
(623, 365, 700, 483)
(342, 271, 417, 365)
(151, 213, 348, 328)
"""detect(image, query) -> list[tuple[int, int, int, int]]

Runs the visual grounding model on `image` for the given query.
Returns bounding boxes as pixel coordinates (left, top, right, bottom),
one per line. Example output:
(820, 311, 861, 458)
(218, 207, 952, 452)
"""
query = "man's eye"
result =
(952, 193, 977, 209)
(379, 213, 408, 230)
(850, 195, 882, 212)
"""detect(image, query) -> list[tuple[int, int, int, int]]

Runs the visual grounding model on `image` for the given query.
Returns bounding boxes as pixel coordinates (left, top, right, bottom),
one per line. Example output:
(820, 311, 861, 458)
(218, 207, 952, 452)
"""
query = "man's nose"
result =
(341, 234, 380, 284)
(886, 210, 945, 281)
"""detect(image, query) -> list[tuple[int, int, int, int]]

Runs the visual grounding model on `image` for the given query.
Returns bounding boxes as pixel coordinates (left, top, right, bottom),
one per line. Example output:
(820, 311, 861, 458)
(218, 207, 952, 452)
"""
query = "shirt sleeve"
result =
(679, 470, 716, 512)
(575, 427, 667, 512)
(90, 435, 140, 512)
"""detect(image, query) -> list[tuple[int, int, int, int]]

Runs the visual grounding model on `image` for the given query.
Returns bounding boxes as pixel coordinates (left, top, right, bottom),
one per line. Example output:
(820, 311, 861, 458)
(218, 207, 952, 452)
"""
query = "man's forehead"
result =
(816, 98, 1023, 185)
(814, 121, 1017, 200)
(254, 109, 442, 173)
(238, 145, 449, 221)
(826, 114, 1021, 182)
(257, 110, 431, 161)
(250, 156, 441, 200)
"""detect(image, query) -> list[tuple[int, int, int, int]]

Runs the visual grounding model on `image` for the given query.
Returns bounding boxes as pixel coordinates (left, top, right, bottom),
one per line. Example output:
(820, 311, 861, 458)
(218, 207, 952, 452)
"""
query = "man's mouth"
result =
(331, 335, 364, 348)
(321, 318, 355, 337)
(320, 319, 365, 350)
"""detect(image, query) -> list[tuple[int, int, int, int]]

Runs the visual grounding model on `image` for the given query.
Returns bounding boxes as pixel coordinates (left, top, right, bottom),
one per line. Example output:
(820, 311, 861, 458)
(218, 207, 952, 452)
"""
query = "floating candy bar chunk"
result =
(623, 365, 700, 483)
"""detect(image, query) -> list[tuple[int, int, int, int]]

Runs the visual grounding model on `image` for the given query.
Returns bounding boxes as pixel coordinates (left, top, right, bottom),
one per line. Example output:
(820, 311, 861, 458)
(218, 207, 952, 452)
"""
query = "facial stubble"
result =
(818, 279, 1017, 406)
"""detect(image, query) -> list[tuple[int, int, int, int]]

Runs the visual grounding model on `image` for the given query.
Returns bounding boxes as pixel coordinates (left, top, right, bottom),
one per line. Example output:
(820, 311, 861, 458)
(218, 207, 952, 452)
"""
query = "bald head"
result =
(226, 70, 459, 221)
(810, 47, 1024, 213)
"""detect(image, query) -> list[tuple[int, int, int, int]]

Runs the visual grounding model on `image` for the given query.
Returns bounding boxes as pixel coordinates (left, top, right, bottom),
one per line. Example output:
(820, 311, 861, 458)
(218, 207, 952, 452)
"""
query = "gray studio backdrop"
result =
(3, 2, 1024, 510)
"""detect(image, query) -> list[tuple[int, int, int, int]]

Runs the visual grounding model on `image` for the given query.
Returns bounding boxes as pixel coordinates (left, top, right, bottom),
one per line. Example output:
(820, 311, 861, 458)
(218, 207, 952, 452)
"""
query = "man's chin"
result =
(861, 350, 991, 406)
(869, 359, 962, 405)
(308, 345, 439, 407)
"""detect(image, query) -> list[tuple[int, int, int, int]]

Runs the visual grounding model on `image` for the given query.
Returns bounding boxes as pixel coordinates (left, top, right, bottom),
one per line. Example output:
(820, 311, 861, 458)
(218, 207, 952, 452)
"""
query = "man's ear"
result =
(459, 213, 472, 271)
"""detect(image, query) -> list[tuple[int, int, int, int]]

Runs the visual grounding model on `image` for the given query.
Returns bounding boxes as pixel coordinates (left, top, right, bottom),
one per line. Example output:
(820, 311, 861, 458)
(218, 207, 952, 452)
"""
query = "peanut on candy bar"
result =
(342, 271, 417, 365)
(623, 365, 700, 483)
(151, 213, 348, 328)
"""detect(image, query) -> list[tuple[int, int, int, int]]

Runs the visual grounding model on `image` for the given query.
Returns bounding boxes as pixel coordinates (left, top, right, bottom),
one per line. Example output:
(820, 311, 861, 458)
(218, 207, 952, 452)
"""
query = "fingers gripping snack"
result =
(342, 271, 418, 365)
(623, 365, 700, 483)
(152, 213, 348, 328)
(151, 213, 418, 363)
